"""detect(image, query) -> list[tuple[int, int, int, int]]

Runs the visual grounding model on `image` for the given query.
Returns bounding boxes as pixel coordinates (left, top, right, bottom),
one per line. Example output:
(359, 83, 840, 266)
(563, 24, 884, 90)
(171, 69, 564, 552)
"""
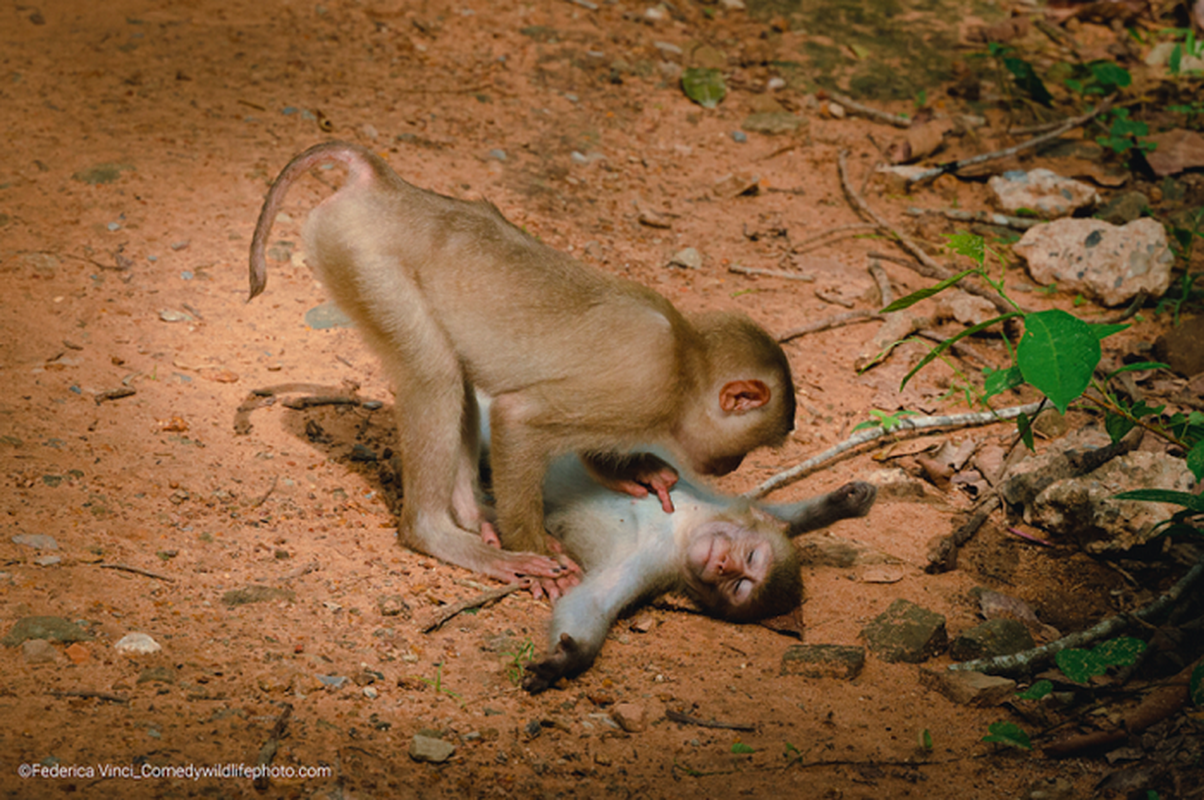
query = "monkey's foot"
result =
(523, 633, 592, 694)
(582, 452, 679, 513)
(831, 481, 877, 518)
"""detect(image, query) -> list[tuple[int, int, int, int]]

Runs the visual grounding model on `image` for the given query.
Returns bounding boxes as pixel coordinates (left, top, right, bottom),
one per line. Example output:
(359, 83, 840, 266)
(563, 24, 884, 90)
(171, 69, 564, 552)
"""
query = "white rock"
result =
(988, 168, 1099, 218)
(668, 247, 703, 270)
(1013, 217, 1174, 306)
(114, 632, 162, 654)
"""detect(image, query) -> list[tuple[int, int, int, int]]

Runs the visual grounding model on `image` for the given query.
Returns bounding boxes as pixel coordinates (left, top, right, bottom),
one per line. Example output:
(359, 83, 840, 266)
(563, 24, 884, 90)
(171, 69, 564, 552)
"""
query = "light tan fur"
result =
(249, 141, 796, 586)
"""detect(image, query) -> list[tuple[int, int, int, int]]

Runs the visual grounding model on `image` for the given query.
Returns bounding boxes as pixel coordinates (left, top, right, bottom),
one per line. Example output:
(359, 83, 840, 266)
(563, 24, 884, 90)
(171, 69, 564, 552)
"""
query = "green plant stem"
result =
(1080, 391, 1190, 450)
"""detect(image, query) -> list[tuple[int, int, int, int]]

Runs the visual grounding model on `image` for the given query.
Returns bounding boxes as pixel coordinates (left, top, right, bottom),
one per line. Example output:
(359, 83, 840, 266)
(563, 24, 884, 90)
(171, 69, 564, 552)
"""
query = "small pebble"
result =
(731, 131, 747, 143)
(115, 632, 162, 654)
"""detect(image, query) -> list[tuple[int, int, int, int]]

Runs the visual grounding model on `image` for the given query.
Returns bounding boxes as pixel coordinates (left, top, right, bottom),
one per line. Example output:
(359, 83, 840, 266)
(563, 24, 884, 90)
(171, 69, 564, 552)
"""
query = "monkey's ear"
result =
(719, 380, 771, 414)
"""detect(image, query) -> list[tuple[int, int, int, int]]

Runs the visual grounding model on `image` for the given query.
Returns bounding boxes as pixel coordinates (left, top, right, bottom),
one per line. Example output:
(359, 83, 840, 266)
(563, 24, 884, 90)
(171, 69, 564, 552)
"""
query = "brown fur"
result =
(249, 141, 796, 585)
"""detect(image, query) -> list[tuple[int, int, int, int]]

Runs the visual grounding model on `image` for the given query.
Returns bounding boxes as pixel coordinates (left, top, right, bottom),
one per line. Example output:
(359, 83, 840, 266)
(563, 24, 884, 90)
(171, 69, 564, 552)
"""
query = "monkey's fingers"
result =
(544, 537, 582, 574)
(479, 520, 502, 549)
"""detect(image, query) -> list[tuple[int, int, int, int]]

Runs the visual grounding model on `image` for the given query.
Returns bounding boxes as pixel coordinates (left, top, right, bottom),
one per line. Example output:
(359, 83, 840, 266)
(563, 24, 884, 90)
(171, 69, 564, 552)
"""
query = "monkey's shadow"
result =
(232, 383, 802, 634)
(234, 383, 406, 514)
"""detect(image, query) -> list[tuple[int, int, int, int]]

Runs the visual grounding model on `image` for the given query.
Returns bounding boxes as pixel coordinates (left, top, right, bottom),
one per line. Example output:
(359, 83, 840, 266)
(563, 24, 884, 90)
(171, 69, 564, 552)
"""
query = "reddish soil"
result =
(1, 1, 1200, 798)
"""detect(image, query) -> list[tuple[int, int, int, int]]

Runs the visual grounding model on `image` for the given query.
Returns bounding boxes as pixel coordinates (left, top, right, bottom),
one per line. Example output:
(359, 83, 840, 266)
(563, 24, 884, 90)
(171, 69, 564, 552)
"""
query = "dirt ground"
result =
(2, 0, 1202, 798)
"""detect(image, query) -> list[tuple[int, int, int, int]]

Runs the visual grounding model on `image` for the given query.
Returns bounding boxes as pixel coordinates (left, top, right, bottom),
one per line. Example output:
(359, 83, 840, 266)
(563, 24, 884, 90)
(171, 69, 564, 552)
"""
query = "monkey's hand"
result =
(581, 452, 679, 513)
(480, 522, 581, 601)
(523, 633, 594, 694)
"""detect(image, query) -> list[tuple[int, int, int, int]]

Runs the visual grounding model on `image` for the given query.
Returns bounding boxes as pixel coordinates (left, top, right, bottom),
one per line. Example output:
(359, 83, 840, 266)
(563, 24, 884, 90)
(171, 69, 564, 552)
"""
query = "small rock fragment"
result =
(667, 247, 702, 270)
(12, 533, 59, 550)
(21, 639, 59, 664)
(65, 642, 91, 664)
(1013, 217, 1174, 306)
(780, 644, 866, 679)
(409, 734, 456, 763)
(949, 619, 1035, 661)
(114, 632, 162, 655)
(919, 668, 1016, 706)
(989, 168, 1099, 218)
(3, 616, 92, 647)
(611, 703, 647, 732)
(861, 599, 948, 663)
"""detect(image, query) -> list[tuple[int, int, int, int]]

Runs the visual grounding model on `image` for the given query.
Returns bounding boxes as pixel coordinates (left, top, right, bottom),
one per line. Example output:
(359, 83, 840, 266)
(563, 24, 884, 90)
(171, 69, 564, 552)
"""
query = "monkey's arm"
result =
(760, 481, 877, 537)
(580, 452, 679, 513)
(523, 560, 657, 693)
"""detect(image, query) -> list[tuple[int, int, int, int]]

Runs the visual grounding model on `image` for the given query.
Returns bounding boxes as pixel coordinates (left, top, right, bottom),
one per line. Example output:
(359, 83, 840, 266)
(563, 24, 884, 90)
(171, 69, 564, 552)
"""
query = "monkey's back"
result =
(302, 152, 700, 434)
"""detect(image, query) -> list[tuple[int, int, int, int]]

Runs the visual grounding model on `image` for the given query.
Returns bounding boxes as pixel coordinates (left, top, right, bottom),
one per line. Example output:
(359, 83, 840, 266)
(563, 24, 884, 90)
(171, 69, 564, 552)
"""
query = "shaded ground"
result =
(1, 0, 1201, 798)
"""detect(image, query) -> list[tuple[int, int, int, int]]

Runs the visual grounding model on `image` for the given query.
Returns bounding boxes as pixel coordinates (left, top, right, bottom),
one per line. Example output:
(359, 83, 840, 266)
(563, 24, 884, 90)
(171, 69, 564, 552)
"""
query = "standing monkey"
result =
(249, 142, 797, 593)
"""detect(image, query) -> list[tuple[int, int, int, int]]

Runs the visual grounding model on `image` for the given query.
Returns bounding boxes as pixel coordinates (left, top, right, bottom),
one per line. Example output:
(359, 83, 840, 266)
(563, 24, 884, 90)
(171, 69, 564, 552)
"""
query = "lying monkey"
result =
(516, 449, 877, 693)
(250, 142, 797, 597)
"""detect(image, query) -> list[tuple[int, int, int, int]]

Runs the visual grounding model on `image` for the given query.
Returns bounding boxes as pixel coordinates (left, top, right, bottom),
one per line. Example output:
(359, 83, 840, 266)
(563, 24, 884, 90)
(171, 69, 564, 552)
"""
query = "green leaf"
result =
(945, 232, 985, 265)
(1105, 361, 1169, 380)
(1017, 310, 1102, 414)
(1088, 60, 1131, 90)
(1191, 663, 1204, 706)
(918, 729, 933, 750)
(1017, 411, 1035, 450)
(1056, 648, 1101, 682)
(1003, 56, 1053, 107)
(1114, 489, 1204, 512)
(1090, 322, 1130, 341)
(983, 365, 1025, 401)
(1016, 680, 1053, 700)
(730, 742, 755, 754)
(982, 721, 1032, 749)
(1094, 637, 1146, 667)
(901, 312, 1023, 389)
(881, 268, 982, 313)
(1187, 440, 1204, 482)
(681, 68, 726, 109)
(1105, 411, 1135, 443)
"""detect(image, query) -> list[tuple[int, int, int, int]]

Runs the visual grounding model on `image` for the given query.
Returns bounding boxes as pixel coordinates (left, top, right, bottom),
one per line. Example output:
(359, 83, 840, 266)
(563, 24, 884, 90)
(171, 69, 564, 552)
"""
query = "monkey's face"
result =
(685, 522, 773, 608)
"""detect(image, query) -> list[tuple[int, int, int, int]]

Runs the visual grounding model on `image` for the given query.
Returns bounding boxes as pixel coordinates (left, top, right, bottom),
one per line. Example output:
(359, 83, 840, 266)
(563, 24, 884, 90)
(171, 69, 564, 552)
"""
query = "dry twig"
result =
(905, 99, 1112, 185)
(728, 264, 815, 282)
(950, 552, 1204, 677)
(665, 709, 757, 732)
(778, 310, 882, 343)
(98, 563, 175, 582)
(826, 92, 911, 129)
(837, 151, 1015, 315)
(420, 583, 523, 633)
(749, 402, 1044, 497)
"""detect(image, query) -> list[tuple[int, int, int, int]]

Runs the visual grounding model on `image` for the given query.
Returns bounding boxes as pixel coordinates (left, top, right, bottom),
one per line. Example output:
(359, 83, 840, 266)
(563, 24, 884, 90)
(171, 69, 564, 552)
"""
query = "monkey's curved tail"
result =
(247, 141, 373, 301)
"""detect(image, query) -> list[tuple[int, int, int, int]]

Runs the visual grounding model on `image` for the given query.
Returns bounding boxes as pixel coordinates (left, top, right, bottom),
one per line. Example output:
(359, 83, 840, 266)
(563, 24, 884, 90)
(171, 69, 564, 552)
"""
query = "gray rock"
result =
(317, 674, 349, 689)
(780, 644, 866, 679)
(611, 703, 647, 732)
(304, 302, 354, 330)
(1095, 191, 1149, 225)
(741, 112, 803, 135)
(950, 619, 1035, 661)
(377, 595, 411, 619)
(114, 632, 162, 654)
(919, 668, 1016, 706)
(988, 168, 1099, 218)
(3, 616, 92, 647)
(11, 534, 59, 550)
(1013, 217, 1174, 306)
(667, 247, 702, 270)
(1154, 315, 1204, 377)
(33, 555, 62, 567)
(861, 599, 947, 663)
(21, 639, 60, 664)
(221, 585, 296, 606)
(1026, 451, 1196, 552)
